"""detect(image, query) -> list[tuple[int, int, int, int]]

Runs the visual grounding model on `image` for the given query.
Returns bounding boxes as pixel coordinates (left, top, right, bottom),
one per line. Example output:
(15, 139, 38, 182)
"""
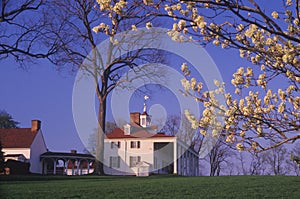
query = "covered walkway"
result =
(40, 151, 95, 175)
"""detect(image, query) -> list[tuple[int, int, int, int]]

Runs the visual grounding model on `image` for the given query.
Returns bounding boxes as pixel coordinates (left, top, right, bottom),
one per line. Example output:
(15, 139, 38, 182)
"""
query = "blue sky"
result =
(0, 43, 242, 152)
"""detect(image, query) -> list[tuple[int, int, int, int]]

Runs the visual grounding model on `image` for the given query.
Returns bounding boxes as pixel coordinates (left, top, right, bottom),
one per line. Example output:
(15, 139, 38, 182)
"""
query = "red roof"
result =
(106, 128, 175, 139)
(0, 128, 37, 148)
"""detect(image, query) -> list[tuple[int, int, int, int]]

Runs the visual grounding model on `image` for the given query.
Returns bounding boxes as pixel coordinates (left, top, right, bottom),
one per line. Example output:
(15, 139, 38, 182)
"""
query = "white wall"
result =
(30, 130, 48, 174)
(3, 148, 30, 160)
(104, 137, 176, 175)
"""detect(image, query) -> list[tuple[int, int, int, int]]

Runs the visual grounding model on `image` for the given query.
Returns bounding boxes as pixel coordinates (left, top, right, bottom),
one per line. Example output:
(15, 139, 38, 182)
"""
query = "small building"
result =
(40, 150, 95, 175)
(0, 120, 48, 174)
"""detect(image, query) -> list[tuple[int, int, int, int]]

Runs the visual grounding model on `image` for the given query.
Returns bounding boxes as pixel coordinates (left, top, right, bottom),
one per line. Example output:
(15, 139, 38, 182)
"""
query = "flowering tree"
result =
(150, 0, 300, 152)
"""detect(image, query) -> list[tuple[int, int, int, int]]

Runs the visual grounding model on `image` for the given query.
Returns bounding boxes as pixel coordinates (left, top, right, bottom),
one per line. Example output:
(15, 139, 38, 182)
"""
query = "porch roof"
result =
(40, 151, 95, 160)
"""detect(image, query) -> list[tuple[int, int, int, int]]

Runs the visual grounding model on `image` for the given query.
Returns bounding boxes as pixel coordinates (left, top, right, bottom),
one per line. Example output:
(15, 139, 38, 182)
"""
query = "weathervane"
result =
(143, 95, 149, 113)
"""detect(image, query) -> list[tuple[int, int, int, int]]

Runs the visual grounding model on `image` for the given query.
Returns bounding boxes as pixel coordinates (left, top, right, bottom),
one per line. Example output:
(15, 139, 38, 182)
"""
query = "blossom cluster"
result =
(181, 61, 299, 152)
(158, 0, 300, 152)
(93, 0, 128, 35)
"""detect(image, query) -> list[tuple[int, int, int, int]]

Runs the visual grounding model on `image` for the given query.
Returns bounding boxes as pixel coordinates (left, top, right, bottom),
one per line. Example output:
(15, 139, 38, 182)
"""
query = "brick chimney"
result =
(70, 150, 77, 154)
(31, 120, 41, 132)
(130, 112, 140, 125)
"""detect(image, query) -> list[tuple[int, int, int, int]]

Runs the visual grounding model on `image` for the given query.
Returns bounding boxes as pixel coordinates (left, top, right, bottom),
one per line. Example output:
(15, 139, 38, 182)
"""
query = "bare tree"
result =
(248, 152, 268, 175)
(236, 152, 248, 175)
(162, 114, 204, 152)
(288, 143, 300, 176)
(45, 0, 165, 175)
(0, 0, 59, 64)
(161, 115, 180, 136)
(207, 136, 233, 176)
(87, 121, 117, 156)
(265, 145, 288, 175)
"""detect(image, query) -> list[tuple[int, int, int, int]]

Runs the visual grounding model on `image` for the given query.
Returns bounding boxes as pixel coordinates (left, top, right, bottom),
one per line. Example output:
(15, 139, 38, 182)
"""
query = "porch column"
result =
(186, 152, 189, 176)
(173, 141, 177, 174)
(72, 160, 75, 175)
(180, 144, 184, 175)
(76, 160, 80, 175)
(194, 155, 196, 176)
(177, 144, 180, 175)
(184, 151, 187, 176)
(64, 160, 67, 175)
(193, 154, 196, 176)
(87, 161, 90, 174)
(53, 159, 57, 175)
(80, 160, 83, 175)
(196, 156, 199, 176)
(41, 159, 44, 175)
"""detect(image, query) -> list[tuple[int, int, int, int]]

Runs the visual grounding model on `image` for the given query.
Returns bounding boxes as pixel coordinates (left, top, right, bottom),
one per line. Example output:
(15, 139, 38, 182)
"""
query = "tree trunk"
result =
(94, 98, 107, 175)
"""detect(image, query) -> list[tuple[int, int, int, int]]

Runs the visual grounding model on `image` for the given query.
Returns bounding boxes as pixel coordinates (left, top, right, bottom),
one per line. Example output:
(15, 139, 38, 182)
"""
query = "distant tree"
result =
(105, 122, 118, 134)
(236, 152, 248, 175)
(0, 110, 19, 128)
(161, 114, 204, 152)
(265, 145, 288, 175)
(87, 121, 117, 155)
(0, 142, 4, 173)
(248, 152, 268, 175)
(161, 115, 180, 136)
(207, 136, 233, 176)
(289, 143, 300, 176)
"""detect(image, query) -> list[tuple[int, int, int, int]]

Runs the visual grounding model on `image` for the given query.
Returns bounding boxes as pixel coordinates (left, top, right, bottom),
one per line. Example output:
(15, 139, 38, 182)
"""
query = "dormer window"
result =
(141, 118, 146, 127)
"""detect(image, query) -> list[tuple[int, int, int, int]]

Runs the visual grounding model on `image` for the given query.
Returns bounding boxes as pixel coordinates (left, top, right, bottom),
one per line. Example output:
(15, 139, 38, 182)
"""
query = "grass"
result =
(0, 175, 299, 198)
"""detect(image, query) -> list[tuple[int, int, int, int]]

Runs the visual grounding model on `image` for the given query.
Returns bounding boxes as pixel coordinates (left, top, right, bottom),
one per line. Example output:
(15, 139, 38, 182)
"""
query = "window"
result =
(109, 156, 120, 168)
(141, 118, 146, 126)
(111, 141, 121, 149)
(130, 156, 141, 167)
(130, 141, 140, 148)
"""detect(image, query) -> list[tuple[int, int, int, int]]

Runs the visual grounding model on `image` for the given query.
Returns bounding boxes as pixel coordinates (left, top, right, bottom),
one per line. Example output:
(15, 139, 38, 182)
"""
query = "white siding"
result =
(104, 137, 176, 175)
(30, 130, 48, 174)
(3, 148, 31, 160)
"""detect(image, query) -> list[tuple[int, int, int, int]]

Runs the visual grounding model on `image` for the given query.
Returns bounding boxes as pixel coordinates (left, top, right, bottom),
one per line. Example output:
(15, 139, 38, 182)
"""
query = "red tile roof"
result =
(0, 128, 37, 148)
(105, 128, 175, 139)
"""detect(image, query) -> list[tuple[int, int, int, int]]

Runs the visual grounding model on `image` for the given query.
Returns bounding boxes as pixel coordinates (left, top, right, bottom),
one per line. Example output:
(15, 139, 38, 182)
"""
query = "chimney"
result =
(130, 112, 140, 125)
(123, 124, 131, 135)
(31, 120, 41, 132)
(70, 150, 77, 154)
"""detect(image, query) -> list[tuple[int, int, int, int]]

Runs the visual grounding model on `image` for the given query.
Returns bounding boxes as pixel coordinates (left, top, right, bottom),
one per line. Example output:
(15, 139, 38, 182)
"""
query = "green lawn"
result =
(0, 175, 299, 198)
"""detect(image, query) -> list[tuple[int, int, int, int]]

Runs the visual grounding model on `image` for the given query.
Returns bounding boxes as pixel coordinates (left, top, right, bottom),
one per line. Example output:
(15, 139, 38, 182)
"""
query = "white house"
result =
(0, 120, 48, 174)
(104, 103, 199, 176)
